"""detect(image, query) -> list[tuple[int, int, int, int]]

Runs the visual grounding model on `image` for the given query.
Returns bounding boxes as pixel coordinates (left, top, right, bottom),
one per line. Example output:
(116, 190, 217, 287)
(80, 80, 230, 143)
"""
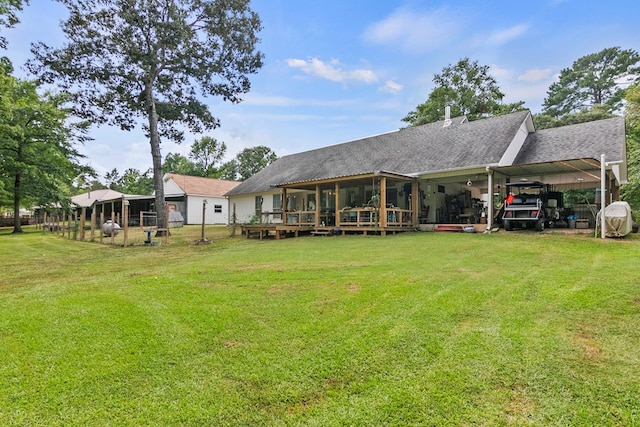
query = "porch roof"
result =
(277, 170, 416, 189)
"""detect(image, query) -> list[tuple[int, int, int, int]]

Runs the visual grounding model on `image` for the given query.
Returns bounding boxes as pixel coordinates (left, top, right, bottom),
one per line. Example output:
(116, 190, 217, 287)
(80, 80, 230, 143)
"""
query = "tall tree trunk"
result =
(146, 87, 167, 236)
(12, 171, 23, 233)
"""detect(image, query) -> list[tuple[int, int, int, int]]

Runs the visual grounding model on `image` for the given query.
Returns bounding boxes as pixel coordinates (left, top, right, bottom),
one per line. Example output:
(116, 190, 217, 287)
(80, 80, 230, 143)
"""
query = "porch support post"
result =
(600, 154, 606, 238)
(315, 184, 321, 227)
(380, 175, 387, 228)
(334, 182, 340, 226)
(487, 168, 494, 232)
(411, 179, 419, 227)
(283, 188, 288, 224)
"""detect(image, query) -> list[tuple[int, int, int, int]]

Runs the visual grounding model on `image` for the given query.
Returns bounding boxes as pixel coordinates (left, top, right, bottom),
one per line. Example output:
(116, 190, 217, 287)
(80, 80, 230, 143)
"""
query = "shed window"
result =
(214, 204, 222, 213)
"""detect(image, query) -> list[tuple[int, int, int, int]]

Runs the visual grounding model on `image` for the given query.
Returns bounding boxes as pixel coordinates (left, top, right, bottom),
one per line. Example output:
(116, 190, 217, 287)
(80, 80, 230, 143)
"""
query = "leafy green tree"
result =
(29, 0, 263, 234)
(0, 0, 28, 49)
(542, 47, 640, 117)
(190, 136, 226, 177)
(116, 168, 153, 195)
(403, 58, 525, 126)
(104, 168, 121, 190)
(0, 62, 88, 233)
(103, 168, 153, 195)
(72, 171, 103, 195)
(533, 105, 615, 130)
(234, 146, 277, 180)
(218, 160, 239, 181)
(162, 153, 198, 176)
(163, 136, 226, 177)
(621, 84, 640, 211)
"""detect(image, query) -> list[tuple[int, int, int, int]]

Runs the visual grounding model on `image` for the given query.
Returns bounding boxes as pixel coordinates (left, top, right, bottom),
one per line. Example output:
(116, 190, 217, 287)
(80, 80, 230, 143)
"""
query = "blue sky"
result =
(4, 0, 639, 178)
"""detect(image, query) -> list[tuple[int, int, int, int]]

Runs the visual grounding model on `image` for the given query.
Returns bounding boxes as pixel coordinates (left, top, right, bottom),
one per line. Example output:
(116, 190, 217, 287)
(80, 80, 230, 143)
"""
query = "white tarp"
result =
(599, 201, 633, 237)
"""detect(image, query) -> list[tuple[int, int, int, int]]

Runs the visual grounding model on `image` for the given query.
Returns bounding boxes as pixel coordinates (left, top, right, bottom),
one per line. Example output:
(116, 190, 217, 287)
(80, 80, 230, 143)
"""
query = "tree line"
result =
(402, 47, 639, 130)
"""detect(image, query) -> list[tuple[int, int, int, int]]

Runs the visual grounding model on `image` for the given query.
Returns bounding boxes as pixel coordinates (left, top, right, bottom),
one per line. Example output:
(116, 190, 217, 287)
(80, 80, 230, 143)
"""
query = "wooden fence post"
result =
(99, 212, 104, 244)
(80, 208, 86, 241)
(90, 212, 96, 241)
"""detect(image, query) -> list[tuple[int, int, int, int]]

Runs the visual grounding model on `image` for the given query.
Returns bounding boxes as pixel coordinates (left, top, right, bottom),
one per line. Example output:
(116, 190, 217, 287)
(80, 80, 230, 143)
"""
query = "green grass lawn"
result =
(1, 226, 640, 426)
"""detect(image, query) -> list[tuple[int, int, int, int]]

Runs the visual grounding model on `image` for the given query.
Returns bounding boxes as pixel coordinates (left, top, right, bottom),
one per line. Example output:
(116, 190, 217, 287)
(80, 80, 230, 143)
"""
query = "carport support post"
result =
(601, 154, 606, 239)
(486, 168, 494, 232)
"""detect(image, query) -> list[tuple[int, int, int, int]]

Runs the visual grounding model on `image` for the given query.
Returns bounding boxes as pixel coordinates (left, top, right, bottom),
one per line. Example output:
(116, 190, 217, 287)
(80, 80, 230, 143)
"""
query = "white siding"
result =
(228, 190, 282, 224)
(163, 178, 184, 196)
(186, 195, 231, 225)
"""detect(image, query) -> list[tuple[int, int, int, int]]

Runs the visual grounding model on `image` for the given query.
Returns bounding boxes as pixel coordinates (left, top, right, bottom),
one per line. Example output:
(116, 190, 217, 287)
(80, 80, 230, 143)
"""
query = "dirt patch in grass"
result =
(506, 385, 535, 423)
(266, 283, 305, 295)
(234, 263, 286, 272)
(346, 282, 361, 293)
(573, 330, 602, 362)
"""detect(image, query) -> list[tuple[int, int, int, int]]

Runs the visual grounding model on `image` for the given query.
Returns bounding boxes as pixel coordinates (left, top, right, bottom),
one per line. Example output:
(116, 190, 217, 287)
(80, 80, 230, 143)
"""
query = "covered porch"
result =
(247, 171, 420, 237)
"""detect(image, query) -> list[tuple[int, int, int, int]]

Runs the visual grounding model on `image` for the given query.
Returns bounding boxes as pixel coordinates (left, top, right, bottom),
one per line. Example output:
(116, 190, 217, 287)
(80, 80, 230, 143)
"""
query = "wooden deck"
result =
(240, 223, 416, 239)
(240, 222, 597, 239)
(241, 224, 315, 240)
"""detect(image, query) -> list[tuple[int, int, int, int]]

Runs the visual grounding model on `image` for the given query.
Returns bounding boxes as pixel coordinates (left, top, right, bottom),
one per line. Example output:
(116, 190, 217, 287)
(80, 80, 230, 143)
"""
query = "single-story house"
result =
(225, 109, 627, 235)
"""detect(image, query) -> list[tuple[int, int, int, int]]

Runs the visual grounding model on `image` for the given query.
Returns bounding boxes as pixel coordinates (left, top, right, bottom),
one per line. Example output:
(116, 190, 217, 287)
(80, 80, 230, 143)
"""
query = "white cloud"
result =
(490, 64, 516, 81)
(286, 57, 378, 85)
(242, 93, 359, 108)
(379, 80, 403, 94)
(242, 94, 300, 107)
(363, 7, 464, 53)
(517, 68, 555, 82)
(483, 23, 529, 46)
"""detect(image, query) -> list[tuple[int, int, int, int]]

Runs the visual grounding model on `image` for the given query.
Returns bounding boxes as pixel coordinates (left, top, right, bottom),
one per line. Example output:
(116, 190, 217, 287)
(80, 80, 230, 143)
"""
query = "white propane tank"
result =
(102, 220, 121, 236)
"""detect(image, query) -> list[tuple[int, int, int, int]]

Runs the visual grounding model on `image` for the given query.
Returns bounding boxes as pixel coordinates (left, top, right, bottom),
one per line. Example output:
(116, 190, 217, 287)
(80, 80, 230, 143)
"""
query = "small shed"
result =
(163, 174, 241, 225)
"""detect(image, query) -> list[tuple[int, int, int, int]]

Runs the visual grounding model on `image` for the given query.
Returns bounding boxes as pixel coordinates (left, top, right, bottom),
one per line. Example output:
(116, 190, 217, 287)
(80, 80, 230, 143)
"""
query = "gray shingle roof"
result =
(515, 117, 625, 165)
(227, 110, 531, 195)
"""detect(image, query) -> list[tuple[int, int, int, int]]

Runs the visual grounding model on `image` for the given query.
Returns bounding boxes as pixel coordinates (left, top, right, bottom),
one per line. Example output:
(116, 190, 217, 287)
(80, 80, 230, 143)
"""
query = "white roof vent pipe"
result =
(443, 104, 452, 128)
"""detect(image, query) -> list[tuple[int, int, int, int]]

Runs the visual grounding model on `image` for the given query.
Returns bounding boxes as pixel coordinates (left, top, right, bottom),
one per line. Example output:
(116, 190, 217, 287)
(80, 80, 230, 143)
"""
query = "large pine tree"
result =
(29, 0, 264, 234)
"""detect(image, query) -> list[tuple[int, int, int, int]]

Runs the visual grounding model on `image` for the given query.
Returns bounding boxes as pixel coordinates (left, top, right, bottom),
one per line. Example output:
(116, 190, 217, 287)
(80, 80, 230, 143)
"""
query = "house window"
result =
(272, 194, 282, 219)
(214, 204, 222, 213)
